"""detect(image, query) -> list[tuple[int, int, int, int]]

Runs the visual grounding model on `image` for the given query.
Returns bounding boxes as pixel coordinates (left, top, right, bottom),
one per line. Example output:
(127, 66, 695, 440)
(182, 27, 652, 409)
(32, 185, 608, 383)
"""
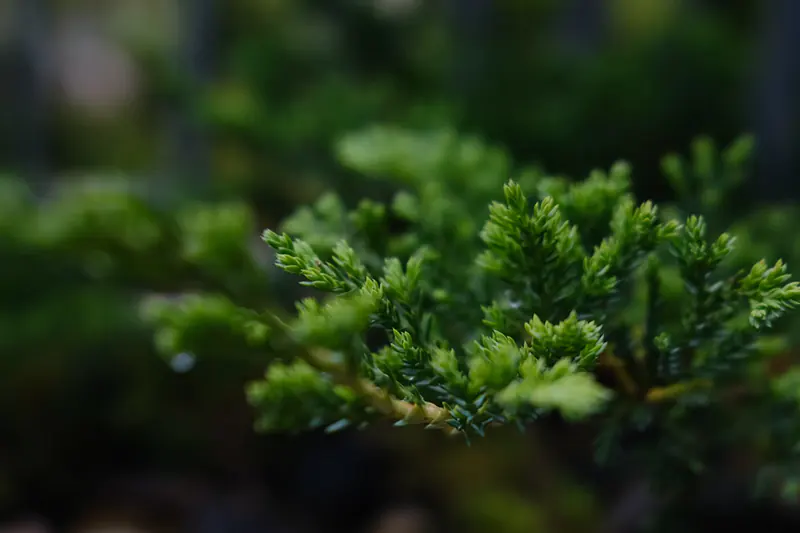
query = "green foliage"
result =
(658, 134, 800, 355)
(0, 173, 270, 370)
(247, 360, 366, 434)
(497, 356, 611, 422)
(290, 289, 380, 349)
(143, 127, 800, 516)
(195, 0, 755, 218)
(9, 1, 780, 526)
(661, 134, 755, 226)
(0, 174, 272, 510)
(740, 260, 800, 330)
(0, 177, 267, 297)
(141, 293, 270, 358)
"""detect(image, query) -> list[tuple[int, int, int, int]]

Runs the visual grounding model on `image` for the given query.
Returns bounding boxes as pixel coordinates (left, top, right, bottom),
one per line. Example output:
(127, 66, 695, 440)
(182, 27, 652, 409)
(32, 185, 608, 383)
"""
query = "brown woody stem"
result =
(645, 379, 712, 403)
(305, 348, 458, 435)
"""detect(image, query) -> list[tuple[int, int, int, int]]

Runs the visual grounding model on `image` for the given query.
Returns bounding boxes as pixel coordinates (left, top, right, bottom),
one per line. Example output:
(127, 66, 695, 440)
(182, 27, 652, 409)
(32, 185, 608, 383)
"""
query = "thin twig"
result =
(644, 379, 712, 403)
(304, 347, 458, 435)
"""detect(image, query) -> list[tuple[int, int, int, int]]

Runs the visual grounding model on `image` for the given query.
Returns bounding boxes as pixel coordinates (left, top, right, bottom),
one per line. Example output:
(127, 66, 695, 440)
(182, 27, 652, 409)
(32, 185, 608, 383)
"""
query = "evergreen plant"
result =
(146, 128, 800, 526)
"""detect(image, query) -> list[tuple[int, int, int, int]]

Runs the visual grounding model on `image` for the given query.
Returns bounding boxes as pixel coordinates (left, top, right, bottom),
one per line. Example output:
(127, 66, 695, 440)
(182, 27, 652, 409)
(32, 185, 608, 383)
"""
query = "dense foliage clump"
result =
(146, 129, 800, 508)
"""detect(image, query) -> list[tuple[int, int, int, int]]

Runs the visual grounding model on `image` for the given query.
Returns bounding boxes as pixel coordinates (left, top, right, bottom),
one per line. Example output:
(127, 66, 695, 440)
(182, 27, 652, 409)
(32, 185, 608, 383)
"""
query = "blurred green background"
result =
(2, 0, 800, 532)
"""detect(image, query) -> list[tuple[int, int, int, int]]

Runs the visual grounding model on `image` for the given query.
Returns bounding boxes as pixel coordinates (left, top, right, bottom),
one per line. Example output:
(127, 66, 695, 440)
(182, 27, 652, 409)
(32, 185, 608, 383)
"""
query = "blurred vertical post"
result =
(448, 0, 491, 101)
(559, 0, 606, 53)
(757, 0, 800, 203)
(172, 0, 216, 191)
(13, 0, 50, 192)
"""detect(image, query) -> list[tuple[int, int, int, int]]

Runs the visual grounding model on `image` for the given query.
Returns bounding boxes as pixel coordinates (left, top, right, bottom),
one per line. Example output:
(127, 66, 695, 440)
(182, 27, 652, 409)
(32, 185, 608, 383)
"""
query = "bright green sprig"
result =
(430, 345, 467, 389)
(739, 259, 800, 330)
(468, 331, 526, 393)
(380, 248, 428, 304)
(650, 216, 743, 380)
(581, 199, 675, 318)
(525, 312, 606, 368)
(497, 357, 611, 421)
(264, 229, 354, 292)
(478, 182, 583, 320)
(670, 215, 735, 274)
(466, 313, 609, 420)
(537, 161, 633, 247)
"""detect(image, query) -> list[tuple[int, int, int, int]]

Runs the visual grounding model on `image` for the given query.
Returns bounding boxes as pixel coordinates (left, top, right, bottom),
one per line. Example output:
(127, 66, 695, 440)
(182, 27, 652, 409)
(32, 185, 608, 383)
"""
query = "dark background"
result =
(1, 1, 799, 532)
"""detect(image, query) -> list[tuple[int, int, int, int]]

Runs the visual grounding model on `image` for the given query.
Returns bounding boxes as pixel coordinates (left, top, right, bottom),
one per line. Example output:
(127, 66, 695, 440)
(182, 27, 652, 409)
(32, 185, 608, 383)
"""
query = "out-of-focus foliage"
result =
(657, 135, 800, 349)
(0, 175, 271, 512)
(197, 0, 757, 212)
